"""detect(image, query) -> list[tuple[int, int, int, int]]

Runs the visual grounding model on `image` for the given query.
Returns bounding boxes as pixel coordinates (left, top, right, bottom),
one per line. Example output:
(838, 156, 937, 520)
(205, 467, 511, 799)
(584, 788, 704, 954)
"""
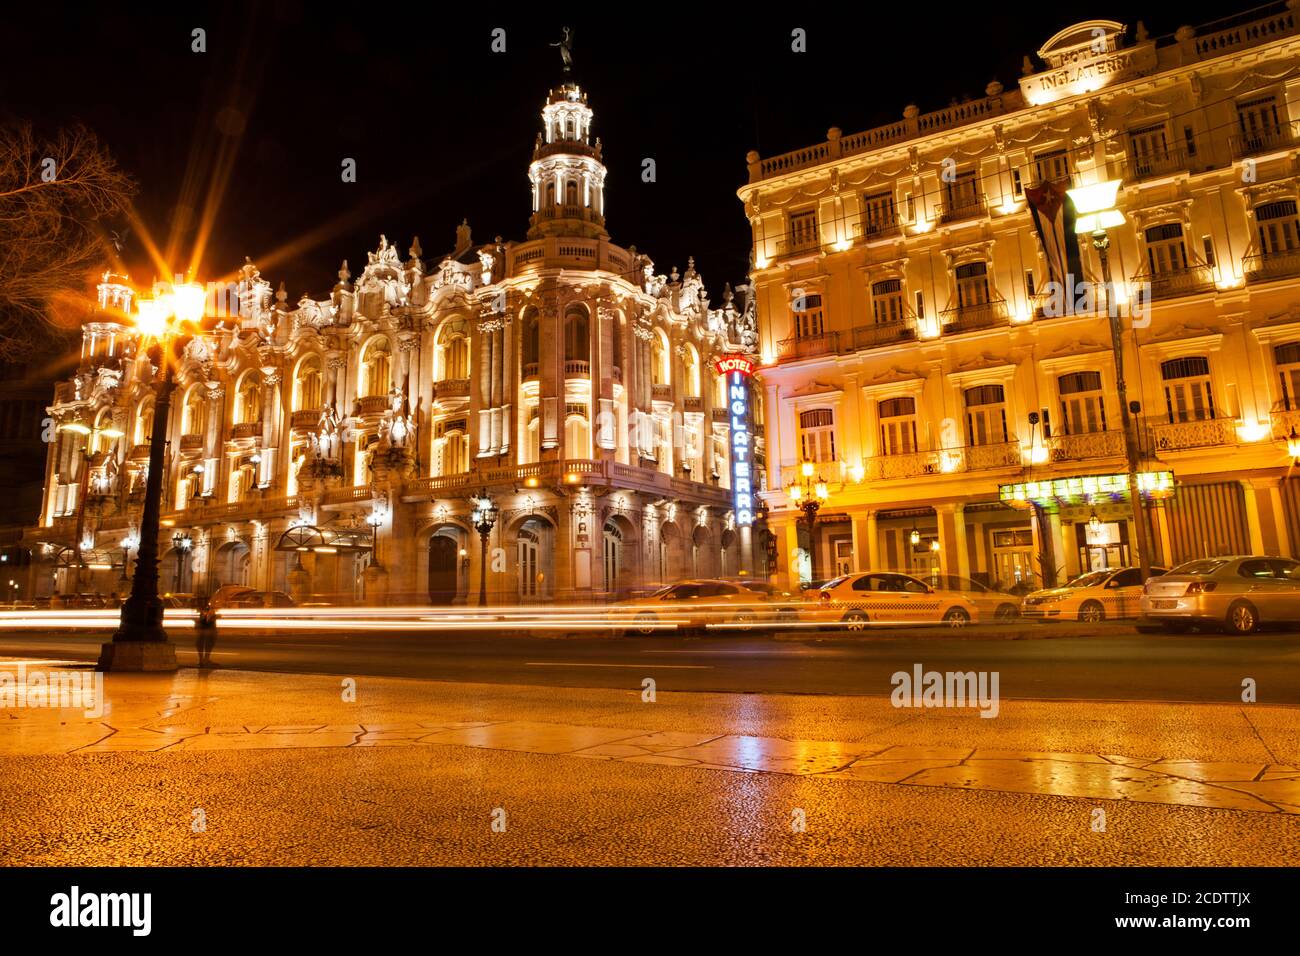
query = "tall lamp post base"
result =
(96, 640, 178, 672)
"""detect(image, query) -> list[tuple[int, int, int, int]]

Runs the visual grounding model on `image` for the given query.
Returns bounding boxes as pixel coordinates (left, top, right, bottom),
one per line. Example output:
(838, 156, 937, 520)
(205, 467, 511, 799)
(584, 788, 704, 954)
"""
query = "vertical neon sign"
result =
(715, 355, 755, 526)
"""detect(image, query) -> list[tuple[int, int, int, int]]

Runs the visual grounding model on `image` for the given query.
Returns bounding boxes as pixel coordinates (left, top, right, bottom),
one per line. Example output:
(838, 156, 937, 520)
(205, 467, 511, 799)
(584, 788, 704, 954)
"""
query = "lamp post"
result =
(470, 488, 498, 607)
(365, 509, 384, 569)
(119, 533, 139, 592)
(1067, 179, 1154, 582)
(99, 281, 207, 672)
(170, 531, 192, 593)
(785, 461, 829, 583)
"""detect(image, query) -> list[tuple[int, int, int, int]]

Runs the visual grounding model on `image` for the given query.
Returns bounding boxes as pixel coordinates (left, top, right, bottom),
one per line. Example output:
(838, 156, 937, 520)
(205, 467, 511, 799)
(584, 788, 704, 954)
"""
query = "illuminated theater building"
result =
(741, 6, 1300, 592)
(28, 82, 764, 604)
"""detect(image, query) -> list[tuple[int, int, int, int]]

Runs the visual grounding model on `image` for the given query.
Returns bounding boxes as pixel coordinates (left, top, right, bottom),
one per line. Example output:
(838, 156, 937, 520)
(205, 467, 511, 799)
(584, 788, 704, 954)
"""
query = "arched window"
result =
(565, 179, 578, 209)
(525, 413, 541, 463)
(565, 412, 590, 459)
(1145, 222, 1189, 275)
(545, 181, 555, 210)
(439, 431, 469, 476)
(362, 337, 391, 397)
(521, 308, 540, 373)
(564, 306, 589, 364)
(684, 346, 701, 398)
(295, 355, 322, 411)
(651, 331, 670, 386)
(954, 261, 991, 310)
(182, 388, 207, 436)
(443, 335, 469, 380)
(91, 408, 117, 456)
(236, 373, 262, 424)
(135, 401, 154, 445)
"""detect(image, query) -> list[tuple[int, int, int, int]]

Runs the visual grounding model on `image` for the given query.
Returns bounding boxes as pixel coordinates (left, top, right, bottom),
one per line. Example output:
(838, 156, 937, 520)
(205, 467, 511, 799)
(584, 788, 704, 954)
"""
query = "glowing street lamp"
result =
(786, 462, 830, 582)
(470, 489, 499, 607)
(1288, 427, 1300, 464)
(1066, 179, 1154, 583)
(100, 281, 207, 671)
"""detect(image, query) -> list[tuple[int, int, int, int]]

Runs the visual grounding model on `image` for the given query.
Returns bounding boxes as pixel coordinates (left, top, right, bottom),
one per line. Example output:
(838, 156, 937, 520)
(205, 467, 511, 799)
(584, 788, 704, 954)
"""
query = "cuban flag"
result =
(1025, 180, 1084, 294)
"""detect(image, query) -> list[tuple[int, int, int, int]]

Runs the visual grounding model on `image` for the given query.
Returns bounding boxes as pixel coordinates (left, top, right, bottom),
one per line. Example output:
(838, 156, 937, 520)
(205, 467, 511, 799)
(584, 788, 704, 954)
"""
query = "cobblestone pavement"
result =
(2, 659, 1298, 864)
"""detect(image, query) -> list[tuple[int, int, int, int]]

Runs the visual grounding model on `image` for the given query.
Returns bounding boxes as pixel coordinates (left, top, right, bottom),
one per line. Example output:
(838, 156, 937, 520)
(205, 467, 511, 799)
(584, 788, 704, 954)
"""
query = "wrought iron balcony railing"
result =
(1230, 121, 1299, 160)
(937, 195, 986, 224)
(939, 297, 1010, 335)
(1244, 247, 1300, 283)
(1131, 264, 1214, 301)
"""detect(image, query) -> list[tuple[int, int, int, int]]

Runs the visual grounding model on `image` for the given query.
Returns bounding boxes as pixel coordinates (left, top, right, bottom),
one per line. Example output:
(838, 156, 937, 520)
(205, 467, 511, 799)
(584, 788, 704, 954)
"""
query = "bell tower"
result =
(527, 83, 609, 241)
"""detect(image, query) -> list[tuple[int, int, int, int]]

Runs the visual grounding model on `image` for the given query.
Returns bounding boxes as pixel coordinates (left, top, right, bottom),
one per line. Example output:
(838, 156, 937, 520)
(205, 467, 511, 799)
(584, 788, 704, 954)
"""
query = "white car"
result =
(1022, 566, 1167, 622)
(815, 571, 980, 629)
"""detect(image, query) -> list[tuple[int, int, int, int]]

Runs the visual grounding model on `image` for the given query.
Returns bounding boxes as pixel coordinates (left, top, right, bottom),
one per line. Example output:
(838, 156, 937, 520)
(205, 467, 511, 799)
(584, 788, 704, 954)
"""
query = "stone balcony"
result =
(433, 379, 470, 400)
(564, 360, 590, 378)
(650, 383, 671, 402)
(356, 395, 390, 415)
(291, 409, 321, 430)
(230, 421, 262, 440)
(179, 433, 203, 452)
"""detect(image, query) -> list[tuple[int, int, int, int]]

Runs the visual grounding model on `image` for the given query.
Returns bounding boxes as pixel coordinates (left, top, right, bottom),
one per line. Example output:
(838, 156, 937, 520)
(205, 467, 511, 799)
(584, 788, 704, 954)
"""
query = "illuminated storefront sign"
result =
(719, 355, 754, 526)
(999, 470, 1175, 508)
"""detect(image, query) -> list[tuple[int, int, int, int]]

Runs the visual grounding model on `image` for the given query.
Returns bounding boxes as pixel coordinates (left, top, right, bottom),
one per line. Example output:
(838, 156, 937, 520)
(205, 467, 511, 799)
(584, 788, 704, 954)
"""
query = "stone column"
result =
(781, 517, 801, 590)
(953, 503, 971, 580)
(1240, 479, 1265, 555)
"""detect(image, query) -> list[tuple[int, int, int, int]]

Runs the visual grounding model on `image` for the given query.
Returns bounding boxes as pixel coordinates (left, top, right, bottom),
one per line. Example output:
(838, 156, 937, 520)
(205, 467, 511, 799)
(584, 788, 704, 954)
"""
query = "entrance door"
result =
(991, 528, 1035, 591)
(427, 534, 458, 605)
(834, 539, 854, 576)
(603, 526, 621, 593)
(518, 530, 540, 600)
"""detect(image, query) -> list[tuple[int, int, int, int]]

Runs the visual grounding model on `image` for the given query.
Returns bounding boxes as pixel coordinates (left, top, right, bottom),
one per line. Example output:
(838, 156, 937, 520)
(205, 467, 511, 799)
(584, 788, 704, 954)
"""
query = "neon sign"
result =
(719, 356, 754, 526)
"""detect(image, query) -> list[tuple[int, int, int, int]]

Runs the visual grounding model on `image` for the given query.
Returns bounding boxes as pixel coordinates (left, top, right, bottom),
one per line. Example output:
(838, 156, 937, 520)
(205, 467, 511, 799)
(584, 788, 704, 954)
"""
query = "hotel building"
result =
(28, 81, 763, 604)
(741, 4, 1300, 592)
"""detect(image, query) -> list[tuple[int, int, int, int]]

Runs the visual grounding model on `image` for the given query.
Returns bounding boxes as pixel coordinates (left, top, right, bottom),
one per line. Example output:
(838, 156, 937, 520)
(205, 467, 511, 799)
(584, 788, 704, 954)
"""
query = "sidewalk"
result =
(2, 658, 1297, 815)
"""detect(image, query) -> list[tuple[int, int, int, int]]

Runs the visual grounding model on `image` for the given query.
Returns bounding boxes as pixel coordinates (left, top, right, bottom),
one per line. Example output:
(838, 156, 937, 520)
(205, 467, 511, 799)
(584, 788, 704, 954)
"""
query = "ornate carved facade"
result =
(29, 82, 765, 604)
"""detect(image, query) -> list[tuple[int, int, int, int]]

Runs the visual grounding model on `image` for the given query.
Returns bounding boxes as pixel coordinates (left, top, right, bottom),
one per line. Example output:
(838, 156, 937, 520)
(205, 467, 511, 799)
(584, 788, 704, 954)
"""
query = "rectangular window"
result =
(793, 293, 824, 338)
(1255, 199, 1300, 256)
(860, 190, 898, 237)
(799, 408, 837, 463)
(1130, 123, 1172, 177)
(1237, 94, 1283, 150)
(1145, 222, 1188, 275)
(1058, 371, 1108, 435)
(1011, 169, 1023, 197)
(878, 397, 918, 455)
(1033, 148, 1070, 184)
(789, 210, 819, 252)
(915, 291, 925, 319)
(955, 261, 991, 310)
(1201, 236, 1216, 268)
(964, 384, 1008, 446)
(871, 278, 905, 325)
(1025, 270, 1036, 298)
(1160, 356, 1216, 423)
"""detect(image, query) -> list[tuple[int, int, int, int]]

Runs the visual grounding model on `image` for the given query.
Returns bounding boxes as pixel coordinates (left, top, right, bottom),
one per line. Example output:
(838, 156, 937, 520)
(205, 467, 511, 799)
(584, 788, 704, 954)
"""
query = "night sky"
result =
(3, 0, 1237, 304)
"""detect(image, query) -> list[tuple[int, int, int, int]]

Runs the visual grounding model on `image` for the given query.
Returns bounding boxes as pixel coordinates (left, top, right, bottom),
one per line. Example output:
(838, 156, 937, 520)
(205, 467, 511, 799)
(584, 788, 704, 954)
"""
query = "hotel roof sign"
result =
(1020, 20, 1156, 106)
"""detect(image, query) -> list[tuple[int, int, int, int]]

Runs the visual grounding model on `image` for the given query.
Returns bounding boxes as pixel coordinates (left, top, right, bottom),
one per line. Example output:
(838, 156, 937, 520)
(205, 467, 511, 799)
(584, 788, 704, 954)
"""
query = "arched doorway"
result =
(427, 532, 459, 604)
(514, 516, 554, 602)
(603, 522, 622, 593)
(212, 540, 250, 589)
(691, 525, 714, 578)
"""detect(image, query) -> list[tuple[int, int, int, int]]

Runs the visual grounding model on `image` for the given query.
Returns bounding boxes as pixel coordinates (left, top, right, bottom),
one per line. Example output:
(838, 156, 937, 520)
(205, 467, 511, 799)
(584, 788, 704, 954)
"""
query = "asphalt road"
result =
(3, 623, 1299, 702)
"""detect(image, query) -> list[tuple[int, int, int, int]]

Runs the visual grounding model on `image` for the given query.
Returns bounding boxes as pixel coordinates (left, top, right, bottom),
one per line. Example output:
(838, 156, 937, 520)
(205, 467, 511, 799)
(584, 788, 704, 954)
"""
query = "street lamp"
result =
(1288, 426, 1300, 464)
(786, 461, 829, 582)
(99, 281, 207, 672)
(170, 531, 192, 593)
(470, 488, 498, 607)
(1067, 179, 1155, 582)
(365, 509, 384, 569)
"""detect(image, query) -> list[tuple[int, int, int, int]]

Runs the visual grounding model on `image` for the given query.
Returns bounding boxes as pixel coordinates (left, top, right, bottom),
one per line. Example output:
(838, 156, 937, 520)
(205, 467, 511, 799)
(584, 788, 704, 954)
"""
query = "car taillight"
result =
(1186, 581, 1217, 594)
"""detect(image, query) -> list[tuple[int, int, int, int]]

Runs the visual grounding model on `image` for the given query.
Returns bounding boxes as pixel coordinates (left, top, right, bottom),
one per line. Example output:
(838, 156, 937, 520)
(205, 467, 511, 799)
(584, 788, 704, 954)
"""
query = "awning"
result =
(274, 524, 373, 554)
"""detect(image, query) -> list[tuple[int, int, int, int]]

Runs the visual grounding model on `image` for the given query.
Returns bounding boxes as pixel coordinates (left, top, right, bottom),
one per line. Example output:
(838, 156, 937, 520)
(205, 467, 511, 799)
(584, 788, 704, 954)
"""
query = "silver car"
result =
(1140, 555, 1300, 634)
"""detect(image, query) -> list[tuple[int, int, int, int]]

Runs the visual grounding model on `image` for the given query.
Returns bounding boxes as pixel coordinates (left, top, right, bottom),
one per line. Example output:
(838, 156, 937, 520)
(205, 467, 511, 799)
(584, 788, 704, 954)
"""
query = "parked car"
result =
(617, 578, 801, 634)
(924, 574, 1021, 621)
(1141, 555, 1300, 634)
(1022, 566, 1168, 622)
(815, 571, 980, 629)
(210, 584, 257, 608)
(228, 589, 296, 609)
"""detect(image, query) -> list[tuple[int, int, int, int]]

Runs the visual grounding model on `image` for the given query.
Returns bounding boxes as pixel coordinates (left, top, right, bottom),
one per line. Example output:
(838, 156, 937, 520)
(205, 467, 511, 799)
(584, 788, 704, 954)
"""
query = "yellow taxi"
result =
(1021, 566, 1167, 622)
(616, 579, 802, 634)
(816, 571, 980, 629)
